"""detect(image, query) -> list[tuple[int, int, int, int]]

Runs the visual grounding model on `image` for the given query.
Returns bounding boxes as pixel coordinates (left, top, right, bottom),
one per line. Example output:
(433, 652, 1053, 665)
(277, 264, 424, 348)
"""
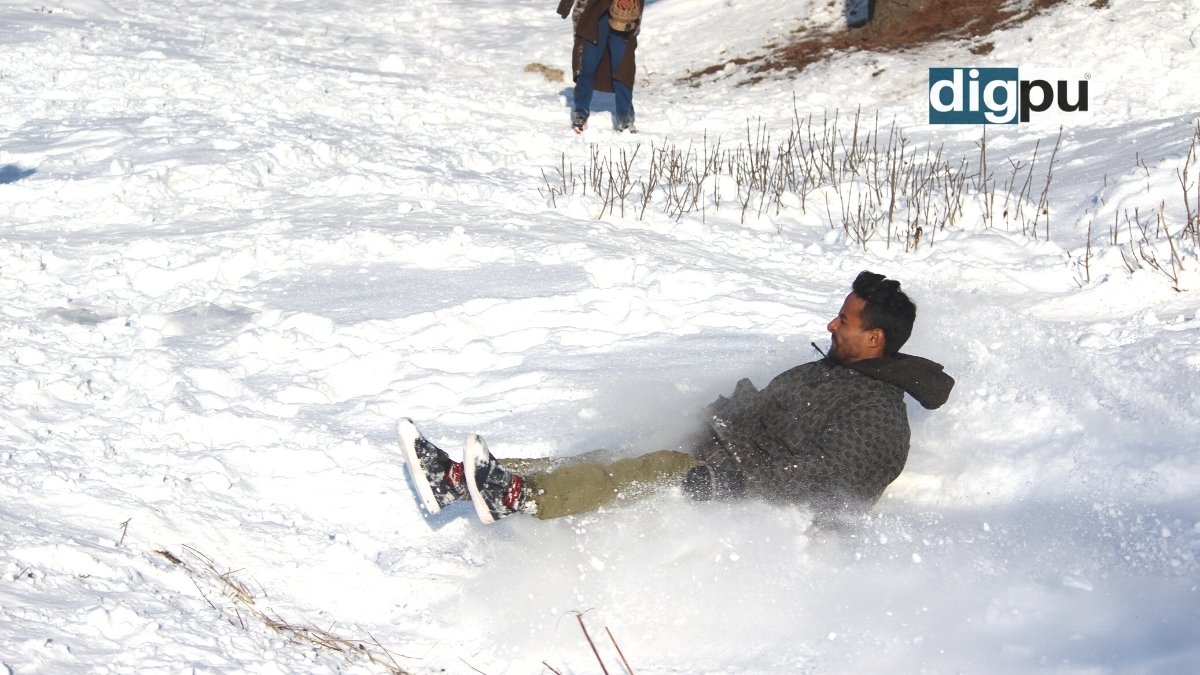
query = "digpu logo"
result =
(928, 68, 1090, 124)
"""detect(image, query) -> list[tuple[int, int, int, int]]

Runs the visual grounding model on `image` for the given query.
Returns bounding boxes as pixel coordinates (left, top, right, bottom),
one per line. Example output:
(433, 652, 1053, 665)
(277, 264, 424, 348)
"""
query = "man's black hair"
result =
(851, 270, 916, 354)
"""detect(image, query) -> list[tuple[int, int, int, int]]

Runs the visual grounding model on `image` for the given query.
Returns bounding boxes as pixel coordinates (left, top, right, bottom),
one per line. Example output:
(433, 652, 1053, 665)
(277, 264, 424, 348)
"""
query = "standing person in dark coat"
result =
(556, 0, 643, 133)
(400, 271, 955, 524)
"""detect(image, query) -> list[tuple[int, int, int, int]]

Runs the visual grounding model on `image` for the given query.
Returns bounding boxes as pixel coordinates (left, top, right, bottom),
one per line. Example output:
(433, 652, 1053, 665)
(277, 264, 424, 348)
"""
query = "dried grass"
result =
(157, 547, 412, 674)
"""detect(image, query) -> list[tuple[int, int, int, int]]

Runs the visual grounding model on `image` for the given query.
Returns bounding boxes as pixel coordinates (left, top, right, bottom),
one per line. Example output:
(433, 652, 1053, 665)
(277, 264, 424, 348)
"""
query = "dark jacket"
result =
(556, 0, 640, 92)
(694, 354, 955, 511)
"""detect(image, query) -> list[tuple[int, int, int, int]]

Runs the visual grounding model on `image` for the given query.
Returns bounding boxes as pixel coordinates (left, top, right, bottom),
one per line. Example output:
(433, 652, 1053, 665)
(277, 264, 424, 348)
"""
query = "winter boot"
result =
(616, 116, 637, 133)
(397, 418, 468, 514)
(571, 111, 588, 134)
(463, 433, 532, 523)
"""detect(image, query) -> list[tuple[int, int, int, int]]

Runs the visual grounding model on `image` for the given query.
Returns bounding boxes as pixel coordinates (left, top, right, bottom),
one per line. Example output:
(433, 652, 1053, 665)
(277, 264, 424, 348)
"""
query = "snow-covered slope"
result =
(2, 0, 1198, 673)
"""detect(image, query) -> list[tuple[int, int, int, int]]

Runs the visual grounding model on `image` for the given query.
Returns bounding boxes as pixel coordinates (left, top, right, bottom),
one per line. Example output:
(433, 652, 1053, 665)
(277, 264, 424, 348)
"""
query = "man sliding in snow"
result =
(399, 271, 954, 524)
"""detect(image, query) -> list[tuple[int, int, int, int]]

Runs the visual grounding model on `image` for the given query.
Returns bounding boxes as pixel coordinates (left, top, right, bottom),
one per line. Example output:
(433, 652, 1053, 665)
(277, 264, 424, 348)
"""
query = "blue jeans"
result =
(573, 13, 634, 125)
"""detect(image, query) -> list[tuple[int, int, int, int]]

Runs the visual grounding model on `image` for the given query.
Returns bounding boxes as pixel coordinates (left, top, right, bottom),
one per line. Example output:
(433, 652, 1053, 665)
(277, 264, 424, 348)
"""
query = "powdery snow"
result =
(2, 0, 1199, 673)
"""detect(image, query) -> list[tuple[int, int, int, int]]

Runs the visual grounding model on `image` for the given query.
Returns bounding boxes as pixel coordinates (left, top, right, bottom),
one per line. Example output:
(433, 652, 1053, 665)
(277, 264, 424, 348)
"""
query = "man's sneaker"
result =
(571, 111, 588, 134)
(617, 117, 637, 133)
(397, 418, 468, 514)
(463, 433, 531, 523)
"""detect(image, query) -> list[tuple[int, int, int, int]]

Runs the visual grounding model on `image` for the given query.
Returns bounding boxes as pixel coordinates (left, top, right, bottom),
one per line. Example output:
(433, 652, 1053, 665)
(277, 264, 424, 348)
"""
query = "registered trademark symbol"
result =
(1085, 73, 1092, 80)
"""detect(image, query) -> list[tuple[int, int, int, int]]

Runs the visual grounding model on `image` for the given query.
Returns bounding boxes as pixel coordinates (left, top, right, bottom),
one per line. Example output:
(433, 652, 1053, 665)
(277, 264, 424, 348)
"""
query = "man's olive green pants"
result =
(503, 450, 699, 519)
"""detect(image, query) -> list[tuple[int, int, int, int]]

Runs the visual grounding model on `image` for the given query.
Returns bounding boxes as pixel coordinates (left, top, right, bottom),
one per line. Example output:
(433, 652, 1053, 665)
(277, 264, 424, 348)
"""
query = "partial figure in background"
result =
(557, 0, 644, 133)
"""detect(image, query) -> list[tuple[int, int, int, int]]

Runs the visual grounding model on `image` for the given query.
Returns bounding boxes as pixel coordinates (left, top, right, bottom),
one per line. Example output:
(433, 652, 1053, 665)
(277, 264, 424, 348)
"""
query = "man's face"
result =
(826, 293, 881, 364)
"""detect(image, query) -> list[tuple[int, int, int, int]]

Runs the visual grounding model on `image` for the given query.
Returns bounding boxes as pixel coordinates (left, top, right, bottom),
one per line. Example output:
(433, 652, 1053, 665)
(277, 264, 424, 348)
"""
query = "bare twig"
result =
(1037, 127, 1064, 240)
(574, 612, 609, 675)
(606, 627, 635, 675)
(460, 657, 489, 674)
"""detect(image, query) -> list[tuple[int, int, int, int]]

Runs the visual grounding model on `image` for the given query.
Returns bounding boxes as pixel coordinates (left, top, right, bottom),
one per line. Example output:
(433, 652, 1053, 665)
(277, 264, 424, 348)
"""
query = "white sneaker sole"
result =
(397, 418, 441, 514)
(463, 433, 497, 524)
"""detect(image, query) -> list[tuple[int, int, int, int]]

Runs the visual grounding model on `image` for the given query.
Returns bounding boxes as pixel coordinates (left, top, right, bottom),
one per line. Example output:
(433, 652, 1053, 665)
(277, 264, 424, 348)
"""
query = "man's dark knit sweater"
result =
(694, 354, 955, 511)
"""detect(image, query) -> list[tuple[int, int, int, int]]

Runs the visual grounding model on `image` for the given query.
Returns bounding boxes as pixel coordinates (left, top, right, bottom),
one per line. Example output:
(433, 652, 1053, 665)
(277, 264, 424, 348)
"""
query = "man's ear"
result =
(869, 328, 885, 348)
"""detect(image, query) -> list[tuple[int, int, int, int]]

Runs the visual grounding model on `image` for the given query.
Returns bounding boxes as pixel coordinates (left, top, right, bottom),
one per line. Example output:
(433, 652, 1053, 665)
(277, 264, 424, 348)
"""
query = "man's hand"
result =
(682, 464, 746, 501)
